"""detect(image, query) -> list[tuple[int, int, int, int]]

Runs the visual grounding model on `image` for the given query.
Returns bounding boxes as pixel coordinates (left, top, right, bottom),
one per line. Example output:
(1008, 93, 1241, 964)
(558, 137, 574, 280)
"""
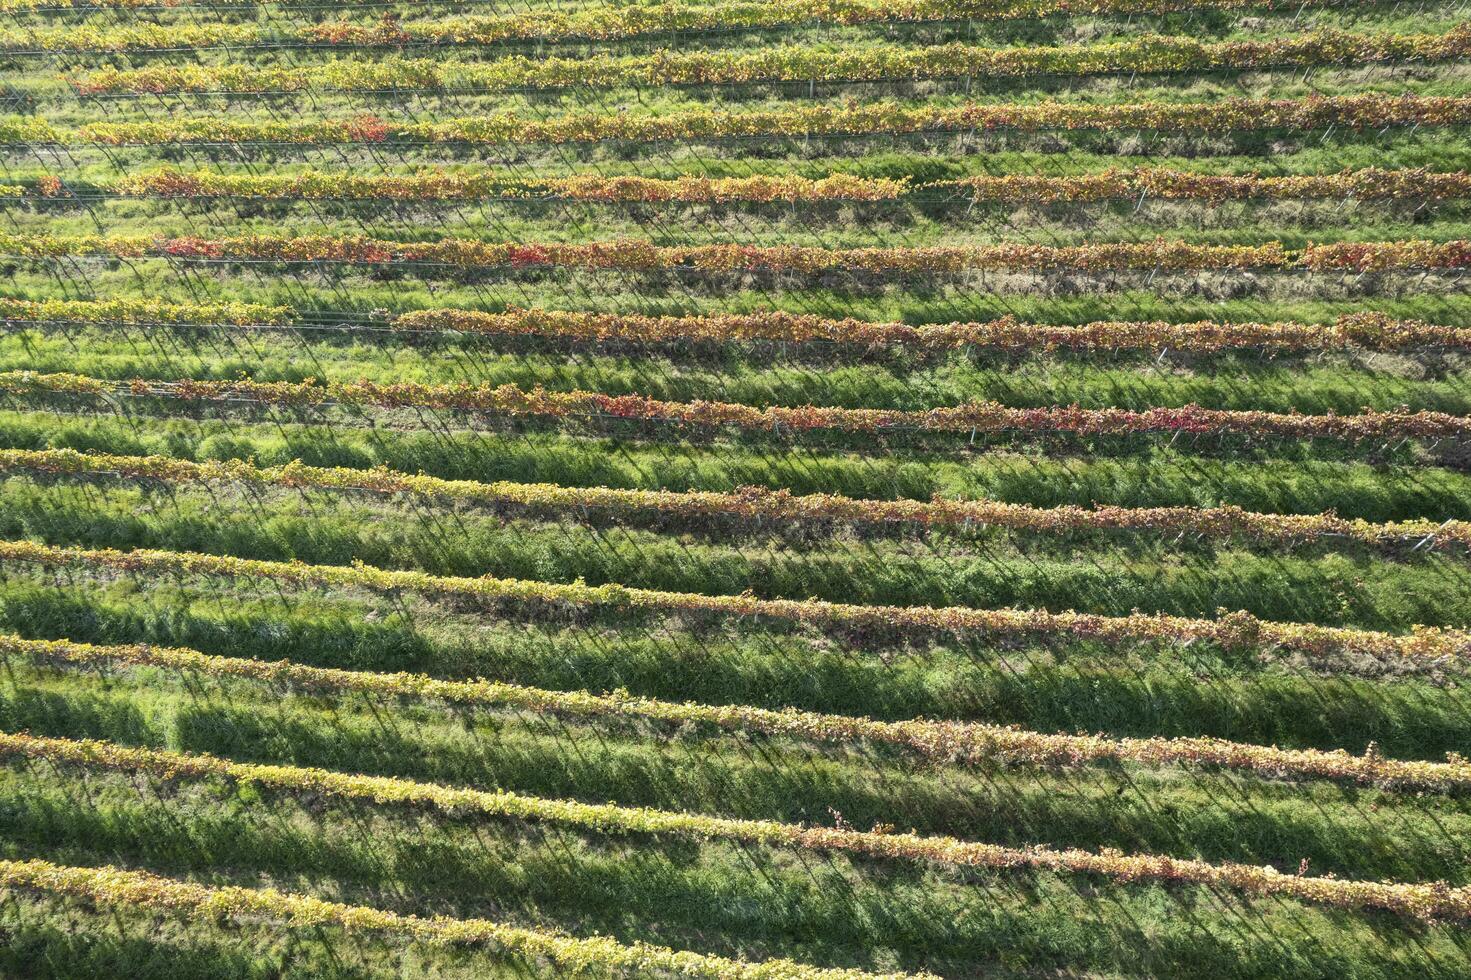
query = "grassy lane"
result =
(4, 265, 1467, 328)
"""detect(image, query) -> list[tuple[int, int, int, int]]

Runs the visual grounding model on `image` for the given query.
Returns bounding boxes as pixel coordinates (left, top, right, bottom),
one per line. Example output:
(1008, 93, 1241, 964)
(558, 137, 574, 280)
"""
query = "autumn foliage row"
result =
(388, 307, 1471, 352)
(3, 297, 1468, 353)
(0, 296, 292, 326)
(4, 232, 1470, 275)
(69, 27, 1471, 95)
(0, 0, 1381, 43)
(6, 94, 1467, 147)
(3, 369, 1469, 441)
(21, 170, 913, 204)
(13, 165, 1471, 206)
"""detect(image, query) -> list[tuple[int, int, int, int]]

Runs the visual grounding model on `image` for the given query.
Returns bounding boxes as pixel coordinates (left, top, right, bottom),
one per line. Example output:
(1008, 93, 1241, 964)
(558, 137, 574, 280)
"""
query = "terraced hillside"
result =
(0, 0, 1468, 976)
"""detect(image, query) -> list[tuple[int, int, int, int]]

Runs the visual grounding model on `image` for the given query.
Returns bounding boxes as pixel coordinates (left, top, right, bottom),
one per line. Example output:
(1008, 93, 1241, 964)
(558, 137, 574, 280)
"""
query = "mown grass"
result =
(11, 120, 1471, 174)
(8, 273, 1471, 331)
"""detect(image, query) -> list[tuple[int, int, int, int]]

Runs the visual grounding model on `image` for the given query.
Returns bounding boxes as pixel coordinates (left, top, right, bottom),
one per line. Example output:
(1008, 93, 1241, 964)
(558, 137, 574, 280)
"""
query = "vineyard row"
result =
(9, 165, 1471, 206)
(6, 93, 1466, 146)
(6, 633, 1467, 791)
(68, 27, 1471, 95)
(0, 539, 1463, 662)
(4, 369, 1468, 441)
(5, 298, 1468, 353)
(0, 0, 1387, 45)
(6, 733, 1469, 920)
(4, 232, 1470, 274)
(5, 448, 1468, 553)
(0, 856, 907, 980)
